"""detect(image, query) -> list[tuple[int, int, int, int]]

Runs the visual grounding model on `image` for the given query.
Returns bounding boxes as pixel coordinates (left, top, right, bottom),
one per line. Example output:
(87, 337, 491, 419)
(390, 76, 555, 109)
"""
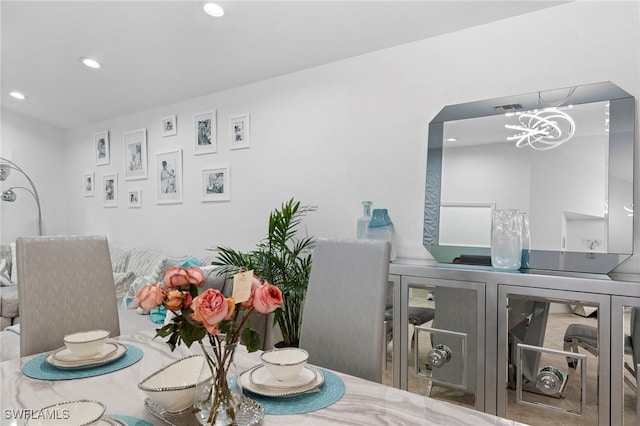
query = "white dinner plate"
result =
(45, 343, 127, 370)
(240, 365, 324, 397)
(52, 342, 118, 362)
(249, 364, 317, 390)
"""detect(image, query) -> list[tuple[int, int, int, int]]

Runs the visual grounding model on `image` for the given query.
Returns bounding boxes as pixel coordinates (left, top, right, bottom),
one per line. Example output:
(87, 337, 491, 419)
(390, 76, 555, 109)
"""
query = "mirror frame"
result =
(424, 81, 635, 274)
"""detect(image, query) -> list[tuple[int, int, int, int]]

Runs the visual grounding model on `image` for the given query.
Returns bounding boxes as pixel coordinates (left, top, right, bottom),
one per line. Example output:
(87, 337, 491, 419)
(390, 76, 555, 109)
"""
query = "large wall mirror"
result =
(424, 81, 635, 274)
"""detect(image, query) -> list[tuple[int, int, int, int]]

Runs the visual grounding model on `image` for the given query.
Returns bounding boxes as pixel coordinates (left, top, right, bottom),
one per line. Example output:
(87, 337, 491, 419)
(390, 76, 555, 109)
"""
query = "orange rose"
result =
(163, 266, 190, 288)
(164, 289, 186, 311)
(191, 289, 233, 335)
(185, 267, 205, 286)
(136, 283, 165, 310)
(252, 282, 283, 314)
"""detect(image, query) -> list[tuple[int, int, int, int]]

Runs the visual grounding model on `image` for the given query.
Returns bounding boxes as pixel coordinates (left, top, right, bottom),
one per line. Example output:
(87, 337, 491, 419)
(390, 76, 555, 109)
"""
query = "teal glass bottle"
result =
(367, 208, 396, 261)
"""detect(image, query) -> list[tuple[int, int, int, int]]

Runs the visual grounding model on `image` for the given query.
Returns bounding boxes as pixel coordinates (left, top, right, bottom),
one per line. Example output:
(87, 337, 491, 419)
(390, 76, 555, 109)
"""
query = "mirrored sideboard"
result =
(388, 259, 640, 425)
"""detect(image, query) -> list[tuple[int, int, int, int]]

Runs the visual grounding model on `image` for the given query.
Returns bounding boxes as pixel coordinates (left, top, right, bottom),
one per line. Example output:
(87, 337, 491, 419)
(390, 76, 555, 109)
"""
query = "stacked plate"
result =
(239, 364, 325, 397)
(44, 342, 127, 370)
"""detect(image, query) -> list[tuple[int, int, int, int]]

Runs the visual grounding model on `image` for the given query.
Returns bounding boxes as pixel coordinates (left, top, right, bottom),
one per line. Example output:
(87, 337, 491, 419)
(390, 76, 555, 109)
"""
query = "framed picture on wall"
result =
(194, 110, 216, 155)
(128, 189, 142, 208)
(156, 149, 183, 204)
(123, 128, 148, 181)
(161, 115, 177, 137)
(229, 114, 250, 150)
(83, 172, 95, 197)
(103, 173, 117, 207)
(94, 131, 110, 166)
(201, 165, 230, 202)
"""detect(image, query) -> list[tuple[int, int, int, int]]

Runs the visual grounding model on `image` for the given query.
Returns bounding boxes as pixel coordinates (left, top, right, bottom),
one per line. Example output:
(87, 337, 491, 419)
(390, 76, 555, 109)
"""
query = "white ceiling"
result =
(1, 0, 568, 130)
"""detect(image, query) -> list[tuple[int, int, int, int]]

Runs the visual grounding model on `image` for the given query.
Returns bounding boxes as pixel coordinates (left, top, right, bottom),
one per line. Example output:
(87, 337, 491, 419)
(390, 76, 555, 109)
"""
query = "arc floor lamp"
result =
(0, 157, 43, 236)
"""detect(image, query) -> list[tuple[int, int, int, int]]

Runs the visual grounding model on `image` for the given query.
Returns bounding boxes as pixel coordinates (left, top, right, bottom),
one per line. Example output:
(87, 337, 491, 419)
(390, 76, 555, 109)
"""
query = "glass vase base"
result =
(145, 397, 264, 426)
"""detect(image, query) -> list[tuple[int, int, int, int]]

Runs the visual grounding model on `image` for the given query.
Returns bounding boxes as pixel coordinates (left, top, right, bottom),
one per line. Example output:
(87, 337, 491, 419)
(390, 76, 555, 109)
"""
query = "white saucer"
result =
(240, 365, 324, 397)
(249, 365, 317, 389)
(45, 343, 127, 370)
(53, 342, 118, 362)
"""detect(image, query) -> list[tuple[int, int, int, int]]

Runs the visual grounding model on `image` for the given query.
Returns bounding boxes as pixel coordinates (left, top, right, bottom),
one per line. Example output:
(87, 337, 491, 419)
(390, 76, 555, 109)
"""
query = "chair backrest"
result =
(17, 235, 120, 357)
(299, 238, 390, 382)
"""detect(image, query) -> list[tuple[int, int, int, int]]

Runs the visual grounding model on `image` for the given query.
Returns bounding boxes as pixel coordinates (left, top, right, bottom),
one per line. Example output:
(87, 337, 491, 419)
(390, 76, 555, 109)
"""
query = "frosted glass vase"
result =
(491, 209, 522, 271)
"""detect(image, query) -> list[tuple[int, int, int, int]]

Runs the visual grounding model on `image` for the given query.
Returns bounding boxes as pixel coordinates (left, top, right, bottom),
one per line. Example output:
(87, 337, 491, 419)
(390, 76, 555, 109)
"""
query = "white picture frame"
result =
(229, 114, 251, 150)
(201, 165, 230, 202)
(194, 110, 216, 155)
(156, 149, 183, 204)
(123, 128, 148, 181)
(83, 172, 95, 197)
(102, 173, 118, 207)
(94, 131, 110, 166)
(128, 189, 142, 208)
(161, 115, 177, 137)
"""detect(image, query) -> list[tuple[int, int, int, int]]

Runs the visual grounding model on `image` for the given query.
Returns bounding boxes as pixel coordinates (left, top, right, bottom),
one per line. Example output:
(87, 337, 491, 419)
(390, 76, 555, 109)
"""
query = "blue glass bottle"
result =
(367, 208, 396, 261)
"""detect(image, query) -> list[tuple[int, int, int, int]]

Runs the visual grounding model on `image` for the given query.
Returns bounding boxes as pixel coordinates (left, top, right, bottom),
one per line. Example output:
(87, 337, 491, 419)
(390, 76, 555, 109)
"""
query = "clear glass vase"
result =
(193, 342, 243, 426)
(491, 209, 522, 271)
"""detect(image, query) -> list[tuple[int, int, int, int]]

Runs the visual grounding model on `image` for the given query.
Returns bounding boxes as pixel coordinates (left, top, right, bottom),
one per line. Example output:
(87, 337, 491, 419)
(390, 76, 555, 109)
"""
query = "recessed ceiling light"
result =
(203, 2, 224, 17)
(80, 57, 102, 69)
(9, 91, 26, 100)
(446, 138, 458, 142)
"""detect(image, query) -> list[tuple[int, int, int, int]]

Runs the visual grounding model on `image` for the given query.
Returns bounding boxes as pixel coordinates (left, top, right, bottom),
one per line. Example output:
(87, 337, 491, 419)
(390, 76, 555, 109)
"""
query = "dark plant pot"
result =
(274, 340, 299, 349)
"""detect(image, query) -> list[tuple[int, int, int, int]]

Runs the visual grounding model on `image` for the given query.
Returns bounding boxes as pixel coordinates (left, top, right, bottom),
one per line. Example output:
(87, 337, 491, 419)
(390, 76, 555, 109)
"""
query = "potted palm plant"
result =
(212, 199, 315, 347)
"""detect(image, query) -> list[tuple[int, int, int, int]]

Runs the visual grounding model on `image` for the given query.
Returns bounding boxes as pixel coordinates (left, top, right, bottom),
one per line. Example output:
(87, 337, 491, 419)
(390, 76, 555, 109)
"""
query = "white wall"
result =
(0, 108, 67, 242)
(4, 1, 640, 277)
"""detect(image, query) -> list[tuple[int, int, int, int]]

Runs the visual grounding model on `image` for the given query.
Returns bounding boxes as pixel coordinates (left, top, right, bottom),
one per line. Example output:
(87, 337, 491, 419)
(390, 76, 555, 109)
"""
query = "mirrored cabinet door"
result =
(611, 296, 640, 425)
(396, 276, 485, 411)
(497, 285, 610, 425)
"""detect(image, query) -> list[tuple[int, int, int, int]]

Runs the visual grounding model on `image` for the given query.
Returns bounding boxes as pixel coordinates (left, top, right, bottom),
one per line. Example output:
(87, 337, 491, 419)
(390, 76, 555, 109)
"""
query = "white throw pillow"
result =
(0, 259, 12, 287)
(10, 243, 17, 284)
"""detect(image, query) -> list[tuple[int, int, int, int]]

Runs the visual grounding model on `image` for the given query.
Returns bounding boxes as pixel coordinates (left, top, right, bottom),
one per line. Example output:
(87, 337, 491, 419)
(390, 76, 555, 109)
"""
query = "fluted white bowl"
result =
(63, 330, 110, 358)
(138, 354, 210, 413)
(26, 399, 106, 425)
(261, 348, 309, 381)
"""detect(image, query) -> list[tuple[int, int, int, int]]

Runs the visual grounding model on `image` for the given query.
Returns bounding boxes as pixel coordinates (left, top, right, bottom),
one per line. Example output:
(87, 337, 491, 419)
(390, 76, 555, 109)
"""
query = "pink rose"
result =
(137, 283, 165, 311)
(191, 289, 233, 335)
(185, 267, 205, 286)
(241, 275, 263, 309)
(164, 289, 186, 311)
(164, 266, 189, 288)
(252, 282, 283, 314)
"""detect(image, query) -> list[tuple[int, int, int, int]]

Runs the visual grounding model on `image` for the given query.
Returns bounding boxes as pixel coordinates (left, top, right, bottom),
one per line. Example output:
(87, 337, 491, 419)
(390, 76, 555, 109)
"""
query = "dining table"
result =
(1, 328, 525, 425)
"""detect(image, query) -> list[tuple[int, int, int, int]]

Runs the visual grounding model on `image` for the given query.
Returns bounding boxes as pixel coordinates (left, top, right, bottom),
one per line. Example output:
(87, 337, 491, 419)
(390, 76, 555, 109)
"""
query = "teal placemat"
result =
(22, 344, 143, 380)
(243, 369, 345, 415)
(109, 415, 153, 426)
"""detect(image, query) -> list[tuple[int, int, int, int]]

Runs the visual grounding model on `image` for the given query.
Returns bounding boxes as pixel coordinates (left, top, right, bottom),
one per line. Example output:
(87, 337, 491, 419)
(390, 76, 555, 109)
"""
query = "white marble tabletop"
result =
(1, 328, 525, 425)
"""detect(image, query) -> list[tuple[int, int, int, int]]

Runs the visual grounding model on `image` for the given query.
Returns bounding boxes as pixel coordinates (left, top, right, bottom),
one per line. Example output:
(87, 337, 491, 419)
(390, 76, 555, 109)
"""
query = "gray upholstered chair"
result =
(299, 238, 390, 383)
(17, 235, 120, 357)
(564, 308, 640, 392)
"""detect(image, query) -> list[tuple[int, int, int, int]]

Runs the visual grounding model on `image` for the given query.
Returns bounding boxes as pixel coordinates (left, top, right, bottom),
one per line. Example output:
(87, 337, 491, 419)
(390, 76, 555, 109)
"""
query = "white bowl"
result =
(138, 354, 211, 413)
(260, 348, 309, 381)
(63, 330, 110, 358)
(26, 399, 106, 425)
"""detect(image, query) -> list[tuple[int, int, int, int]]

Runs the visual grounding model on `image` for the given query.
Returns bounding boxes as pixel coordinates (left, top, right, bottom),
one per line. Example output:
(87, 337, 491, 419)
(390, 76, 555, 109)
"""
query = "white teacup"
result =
(261, 348, 309, 381)
(63, 330, 110, 358)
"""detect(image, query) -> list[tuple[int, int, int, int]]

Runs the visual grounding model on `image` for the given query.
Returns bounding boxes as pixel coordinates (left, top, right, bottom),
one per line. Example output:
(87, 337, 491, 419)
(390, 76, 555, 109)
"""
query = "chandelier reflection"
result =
(506, 108, 576, 151)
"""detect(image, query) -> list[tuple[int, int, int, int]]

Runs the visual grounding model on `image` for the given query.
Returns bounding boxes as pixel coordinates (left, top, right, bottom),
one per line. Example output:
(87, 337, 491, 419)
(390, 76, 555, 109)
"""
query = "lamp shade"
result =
(1, 189, 16, 202)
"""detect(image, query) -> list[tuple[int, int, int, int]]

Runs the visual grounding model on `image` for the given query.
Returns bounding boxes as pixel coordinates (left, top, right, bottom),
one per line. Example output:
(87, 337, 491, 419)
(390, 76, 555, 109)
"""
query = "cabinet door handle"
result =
(415, 325, 467, 390)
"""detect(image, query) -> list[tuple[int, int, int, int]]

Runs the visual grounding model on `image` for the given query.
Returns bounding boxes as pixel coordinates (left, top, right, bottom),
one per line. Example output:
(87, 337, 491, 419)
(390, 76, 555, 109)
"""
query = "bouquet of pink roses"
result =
(137, 266, 283, 424)
(136, 265, 283, 352)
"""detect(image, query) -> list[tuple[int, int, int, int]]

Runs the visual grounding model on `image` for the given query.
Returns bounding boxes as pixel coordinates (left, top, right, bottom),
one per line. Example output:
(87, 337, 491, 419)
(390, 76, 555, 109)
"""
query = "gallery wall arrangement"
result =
(88, 110, 247, 209)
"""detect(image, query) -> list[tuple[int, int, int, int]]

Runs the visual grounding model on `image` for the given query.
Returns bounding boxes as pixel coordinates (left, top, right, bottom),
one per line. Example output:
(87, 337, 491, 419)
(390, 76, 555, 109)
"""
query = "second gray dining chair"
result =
(299, 238, 390, 382)
(17, 235, 121, 357)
